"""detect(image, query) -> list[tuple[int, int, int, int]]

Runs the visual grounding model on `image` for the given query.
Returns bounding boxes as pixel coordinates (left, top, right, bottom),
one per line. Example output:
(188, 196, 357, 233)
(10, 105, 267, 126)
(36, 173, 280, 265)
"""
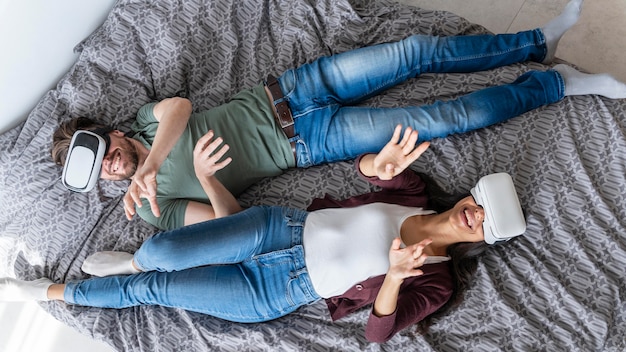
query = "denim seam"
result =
(424, 42, 538, 67)
(424, 29, 545, 65)
(552, 70, 566, 100)
(66, 282, 77, 304)
(133, 256, 148, 272)
(284, 276, 297, 306)
(291, 103, 339, 119)
(336, 31, 545, 106)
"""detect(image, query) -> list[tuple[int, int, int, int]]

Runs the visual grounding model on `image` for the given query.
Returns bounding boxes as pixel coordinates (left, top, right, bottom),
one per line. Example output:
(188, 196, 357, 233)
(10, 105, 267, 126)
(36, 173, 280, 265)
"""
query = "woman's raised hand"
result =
(371, 125, 430, 180)
(386, 237, 432, 281)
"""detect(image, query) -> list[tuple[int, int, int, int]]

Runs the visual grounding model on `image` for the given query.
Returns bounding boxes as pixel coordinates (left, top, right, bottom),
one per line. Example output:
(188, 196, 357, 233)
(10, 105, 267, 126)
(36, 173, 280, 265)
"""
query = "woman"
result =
(1, 125, 526, 343)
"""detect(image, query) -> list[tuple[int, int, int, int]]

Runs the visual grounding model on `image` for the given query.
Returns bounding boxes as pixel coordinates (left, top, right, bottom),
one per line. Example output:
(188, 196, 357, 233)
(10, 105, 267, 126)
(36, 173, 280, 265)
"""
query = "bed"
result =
(1, 0, 625, 350)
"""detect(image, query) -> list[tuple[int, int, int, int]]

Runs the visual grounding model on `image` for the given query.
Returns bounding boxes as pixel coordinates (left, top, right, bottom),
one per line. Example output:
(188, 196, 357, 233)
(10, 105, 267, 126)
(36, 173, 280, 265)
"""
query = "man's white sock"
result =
(542, 0, 584, 63)
(554, 64, 626, 99)
(81, 251, 141, 277)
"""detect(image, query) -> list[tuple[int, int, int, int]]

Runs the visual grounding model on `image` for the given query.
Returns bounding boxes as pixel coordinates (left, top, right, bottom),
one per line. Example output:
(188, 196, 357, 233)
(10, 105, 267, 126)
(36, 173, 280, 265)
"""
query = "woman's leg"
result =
(295, 70, 564, 165)
(3, 209, 317, 322)
(82, 206, 308, 276)
(65, 242, 319, 322)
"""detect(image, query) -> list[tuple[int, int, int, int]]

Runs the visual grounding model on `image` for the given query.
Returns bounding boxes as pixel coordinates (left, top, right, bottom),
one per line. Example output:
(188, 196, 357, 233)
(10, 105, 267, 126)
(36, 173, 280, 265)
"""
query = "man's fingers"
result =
(195, 135, 229, 162)
(124, 207, 133, 221)
(145, 182, 157, 197)
(204, 136, 225, 155)
(208, 142, 230, 162)
(148, 195, 161, 218)
(194, 130, 215, 154)
(123, 194, 136, 220)
(212, 156, 233, 171)
(129, 187, 143, 208)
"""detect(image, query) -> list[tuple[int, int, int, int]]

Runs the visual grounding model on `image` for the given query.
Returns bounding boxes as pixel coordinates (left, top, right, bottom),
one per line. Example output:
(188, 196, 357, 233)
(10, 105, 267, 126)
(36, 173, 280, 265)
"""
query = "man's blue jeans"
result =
(276, 29, 564, 167)
(64, 206, 320, 322)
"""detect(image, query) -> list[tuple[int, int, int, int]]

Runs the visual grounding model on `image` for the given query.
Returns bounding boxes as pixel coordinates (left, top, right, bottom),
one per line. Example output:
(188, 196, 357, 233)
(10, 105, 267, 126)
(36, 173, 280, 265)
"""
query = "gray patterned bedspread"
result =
(1, 0, 625, 350)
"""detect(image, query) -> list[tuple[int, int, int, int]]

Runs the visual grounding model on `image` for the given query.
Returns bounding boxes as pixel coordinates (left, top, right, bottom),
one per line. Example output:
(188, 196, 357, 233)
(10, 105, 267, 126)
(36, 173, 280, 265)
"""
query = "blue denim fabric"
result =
(276, 29, 564, 167)
(64, 206, 320, 323)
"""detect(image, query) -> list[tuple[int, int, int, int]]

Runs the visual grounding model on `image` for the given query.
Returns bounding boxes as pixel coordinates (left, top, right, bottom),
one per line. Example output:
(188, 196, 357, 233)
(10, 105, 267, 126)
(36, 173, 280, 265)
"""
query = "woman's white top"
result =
(303, 202, 448, 298)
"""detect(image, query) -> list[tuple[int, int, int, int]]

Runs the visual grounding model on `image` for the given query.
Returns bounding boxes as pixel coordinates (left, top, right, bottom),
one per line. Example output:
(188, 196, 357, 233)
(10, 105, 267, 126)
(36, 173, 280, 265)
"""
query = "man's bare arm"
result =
(124, 97, 193, 220)
(191, 131, 243, 220)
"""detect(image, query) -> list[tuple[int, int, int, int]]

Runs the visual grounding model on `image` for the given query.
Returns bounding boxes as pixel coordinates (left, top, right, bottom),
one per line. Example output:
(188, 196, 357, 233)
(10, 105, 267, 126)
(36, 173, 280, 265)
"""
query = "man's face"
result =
(99, 131, 139, 180)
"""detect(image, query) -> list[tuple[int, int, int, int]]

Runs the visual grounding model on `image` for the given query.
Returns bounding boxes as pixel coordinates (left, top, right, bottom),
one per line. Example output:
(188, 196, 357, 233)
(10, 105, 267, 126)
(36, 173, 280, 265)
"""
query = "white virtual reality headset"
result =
(470, 173, 526, 244)
(62, 128, 112, 192)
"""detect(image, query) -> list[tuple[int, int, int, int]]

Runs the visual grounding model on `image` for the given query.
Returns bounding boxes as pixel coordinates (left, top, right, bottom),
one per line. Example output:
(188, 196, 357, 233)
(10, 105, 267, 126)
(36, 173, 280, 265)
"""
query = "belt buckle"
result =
(275, 101, 294, 129)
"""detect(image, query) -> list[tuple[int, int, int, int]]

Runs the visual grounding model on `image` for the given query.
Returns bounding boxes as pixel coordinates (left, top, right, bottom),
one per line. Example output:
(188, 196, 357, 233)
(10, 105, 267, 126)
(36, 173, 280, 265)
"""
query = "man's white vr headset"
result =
(62, 128, 112, 192)
(470, 173, 526, 244)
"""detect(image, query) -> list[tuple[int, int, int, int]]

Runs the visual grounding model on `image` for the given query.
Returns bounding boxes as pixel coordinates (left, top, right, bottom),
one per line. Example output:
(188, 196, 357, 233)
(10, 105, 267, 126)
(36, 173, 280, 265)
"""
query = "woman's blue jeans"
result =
(64, 206, 320, 323)
(276, 29, 564, 167)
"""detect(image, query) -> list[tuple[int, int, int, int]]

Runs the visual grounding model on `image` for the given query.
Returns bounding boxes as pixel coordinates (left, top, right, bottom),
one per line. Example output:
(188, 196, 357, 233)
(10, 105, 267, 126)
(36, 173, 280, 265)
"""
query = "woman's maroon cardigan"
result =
(307, 156, 453, 343)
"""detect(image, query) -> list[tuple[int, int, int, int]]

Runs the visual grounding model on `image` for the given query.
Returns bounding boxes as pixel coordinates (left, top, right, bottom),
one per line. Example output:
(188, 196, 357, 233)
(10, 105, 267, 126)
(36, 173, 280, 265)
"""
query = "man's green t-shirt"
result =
(130, 84, 294, 230)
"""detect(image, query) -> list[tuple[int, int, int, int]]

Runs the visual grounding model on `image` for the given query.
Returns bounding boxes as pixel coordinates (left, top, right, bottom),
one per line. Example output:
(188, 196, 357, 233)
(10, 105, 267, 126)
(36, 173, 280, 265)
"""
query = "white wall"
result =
(0, 0, 117, 133)
(1, 1, 117, 351)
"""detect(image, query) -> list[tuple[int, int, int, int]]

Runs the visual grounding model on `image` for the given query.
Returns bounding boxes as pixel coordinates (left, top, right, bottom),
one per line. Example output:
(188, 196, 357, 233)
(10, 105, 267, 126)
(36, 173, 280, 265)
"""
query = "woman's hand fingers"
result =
(388, 238, 432, 279)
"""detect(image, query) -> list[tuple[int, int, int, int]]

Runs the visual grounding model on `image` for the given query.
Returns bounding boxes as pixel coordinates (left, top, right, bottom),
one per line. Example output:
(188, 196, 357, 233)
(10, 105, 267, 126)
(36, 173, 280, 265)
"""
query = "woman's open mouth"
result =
(462, 208, 474, 230)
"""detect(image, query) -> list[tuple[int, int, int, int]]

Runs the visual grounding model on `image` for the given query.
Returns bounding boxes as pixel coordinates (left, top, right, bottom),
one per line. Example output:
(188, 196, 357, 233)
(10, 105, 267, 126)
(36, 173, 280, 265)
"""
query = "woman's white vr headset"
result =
(470, 173, 526, 244)
(62, 128, 112, 192)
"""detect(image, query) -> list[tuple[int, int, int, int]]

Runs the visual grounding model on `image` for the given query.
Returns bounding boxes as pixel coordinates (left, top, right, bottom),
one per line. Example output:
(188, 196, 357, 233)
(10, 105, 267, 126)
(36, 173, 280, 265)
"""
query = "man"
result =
(53, 0, 625, 230)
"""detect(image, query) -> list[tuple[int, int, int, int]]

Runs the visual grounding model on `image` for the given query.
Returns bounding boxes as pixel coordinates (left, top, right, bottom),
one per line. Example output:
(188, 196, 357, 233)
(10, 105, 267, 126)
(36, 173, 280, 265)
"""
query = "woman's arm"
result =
(366, 239, 454, 343)
(373, 238, 431, 316)
(365, 272, 453, 343)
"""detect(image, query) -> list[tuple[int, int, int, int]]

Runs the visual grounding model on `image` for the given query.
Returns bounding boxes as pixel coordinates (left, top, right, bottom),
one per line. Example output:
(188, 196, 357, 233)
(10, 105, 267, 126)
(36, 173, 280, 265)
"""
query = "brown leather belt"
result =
(264, 75, 297, 161)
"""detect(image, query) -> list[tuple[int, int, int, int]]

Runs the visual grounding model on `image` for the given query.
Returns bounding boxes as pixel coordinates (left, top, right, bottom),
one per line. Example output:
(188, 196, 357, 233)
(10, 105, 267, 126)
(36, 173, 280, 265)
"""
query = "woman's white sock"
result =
(81, 251, 141, 277)
(542, 0, 584, 63)
(554, 64, 626, 99)
(0, 277, 53, 302)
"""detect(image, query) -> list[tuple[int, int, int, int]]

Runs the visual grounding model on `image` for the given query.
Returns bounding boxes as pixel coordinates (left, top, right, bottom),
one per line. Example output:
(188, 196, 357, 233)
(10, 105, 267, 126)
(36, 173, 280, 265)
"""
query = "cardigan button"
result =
(355, 284, 363, 291)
